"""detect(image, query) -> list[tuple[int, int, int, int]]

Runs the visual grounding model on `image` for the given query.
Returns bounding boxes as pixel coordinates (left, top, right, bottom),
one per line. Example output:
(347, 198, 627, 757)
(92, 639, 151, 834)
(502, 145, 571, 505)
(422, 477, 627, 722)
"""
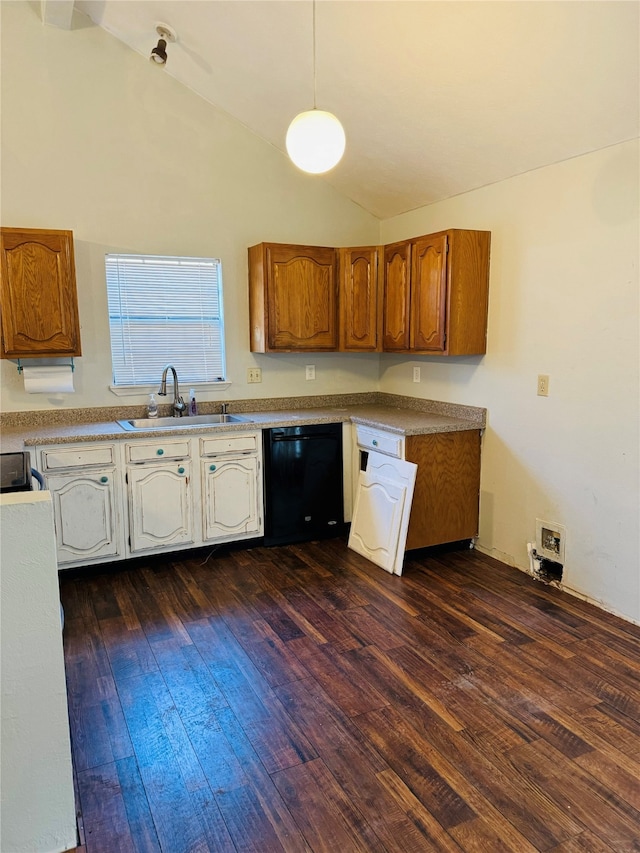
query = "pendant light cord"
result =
(312, 0, 317, 110)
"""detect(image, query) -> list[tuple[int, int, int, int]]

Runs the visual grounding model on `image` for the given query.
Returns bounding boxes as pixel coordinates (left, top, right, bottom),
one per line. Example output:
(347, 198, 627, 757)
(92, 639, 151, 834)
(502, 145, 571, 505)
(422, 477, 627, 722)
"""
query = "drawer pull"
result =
(209, 464, 216, 472)
(100, 476, 108, 483)
(178, 466, 185, 474)
(156, 448, 164, 456)
(372, 439, 378, 446)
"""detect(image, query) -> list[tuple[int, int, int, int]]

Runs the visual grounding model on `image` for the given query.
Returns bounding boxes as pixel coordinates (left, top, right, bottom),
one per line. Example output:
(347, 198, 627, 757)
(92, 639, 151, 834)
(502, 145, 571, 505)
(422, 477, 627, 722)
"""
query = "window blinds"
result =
(106, 254, 226, 386)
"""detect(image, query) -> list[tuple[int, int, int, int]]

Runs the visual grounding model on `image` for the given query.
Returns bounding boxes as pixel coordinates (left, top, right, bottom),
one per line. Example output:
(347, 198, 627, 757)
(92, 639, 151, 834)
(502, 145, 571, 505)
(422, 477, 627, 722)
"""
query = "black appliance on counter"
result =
(263, 423, 344, 546)
(1, 451, 32, 493)
(0, 452, 44, 493)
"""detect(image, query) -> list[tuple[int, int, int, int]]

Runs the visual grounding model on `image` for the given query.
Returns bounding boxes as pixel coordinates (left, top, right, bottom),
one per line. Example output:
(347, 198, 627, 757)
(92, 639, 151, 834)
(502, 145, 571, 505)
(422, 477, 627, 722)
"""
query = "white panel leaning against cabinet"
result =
(348, 451, 417, 575)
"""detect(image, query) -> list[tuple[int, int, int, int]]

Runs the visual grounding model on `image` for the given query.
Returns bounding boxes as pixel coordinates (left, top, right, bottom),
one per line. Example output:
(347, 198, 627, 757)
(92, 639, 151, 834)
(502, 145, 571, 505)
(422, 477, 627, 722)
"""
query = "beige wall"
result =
(0, 2, 379, 412)
(380, 140, 640, 623)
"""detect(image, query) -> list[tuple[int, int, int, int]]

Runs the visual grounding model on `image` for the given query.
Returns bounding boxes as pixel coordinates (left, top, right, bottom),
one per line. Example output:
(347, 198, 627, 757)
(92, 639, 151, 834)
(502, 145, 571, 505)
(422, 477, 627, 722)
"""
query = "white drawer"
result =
(41, 444, 116, 470)
(126, 439, 191, 463)
(355, 426, 404, 458)
(200, 433, 258, 457)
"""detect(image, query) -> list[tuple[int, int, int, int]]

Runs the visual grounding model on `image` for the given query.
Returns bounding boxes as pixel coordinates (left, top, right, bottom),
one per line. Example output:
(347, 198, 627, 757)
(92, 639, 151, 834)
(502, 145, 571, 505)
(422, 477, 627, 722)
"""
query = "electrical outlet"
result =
(305, 364, 316, 380)
(247, 367, 262, 384)
(413, 366, 420, 383)
(537, 374, 549, 396)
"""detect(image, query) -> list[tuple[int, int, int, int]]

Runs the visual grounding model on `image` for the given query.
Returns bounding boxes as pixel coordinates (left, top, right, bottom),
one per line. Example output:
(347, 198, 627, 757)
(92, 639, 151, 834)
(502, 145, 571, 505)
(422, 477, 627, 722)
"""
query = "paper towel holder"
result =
(15, 357, 75, 374)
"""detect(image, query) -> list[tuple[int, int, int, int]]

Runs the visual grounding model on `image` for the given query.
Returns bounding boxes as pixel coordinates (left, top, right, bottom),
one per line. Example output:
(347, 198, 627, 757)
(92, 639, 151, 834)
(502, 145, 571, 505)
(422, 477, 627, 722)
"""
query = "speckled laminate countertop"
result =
(0, 395, 485, 452)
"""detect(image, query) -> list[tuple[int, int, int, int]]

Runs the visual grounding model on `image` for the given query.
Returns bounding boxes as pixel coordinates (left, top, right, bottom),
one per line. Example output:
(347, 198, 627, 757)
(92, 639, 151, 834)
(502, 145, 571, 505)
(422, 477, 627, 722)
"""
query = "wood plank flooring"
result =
(59, 539, 640, 853)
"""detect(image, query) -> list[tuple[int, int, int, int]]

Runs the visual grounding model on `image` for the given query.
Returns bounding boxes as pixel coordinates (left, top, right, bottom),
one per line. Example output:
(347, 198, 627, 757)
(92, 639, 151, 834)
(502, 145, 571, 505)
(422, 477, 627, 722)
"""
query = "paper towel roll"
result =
(23, 365, 75, 394)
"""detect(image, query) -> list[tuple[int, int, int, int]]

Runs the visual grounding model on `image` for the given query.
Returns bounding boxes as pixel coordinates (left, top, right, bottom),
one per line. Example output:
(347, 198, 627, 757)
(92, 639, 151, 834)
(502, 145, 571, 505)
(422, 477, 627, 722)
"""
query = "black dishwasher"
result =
(263, 423, 344, 546)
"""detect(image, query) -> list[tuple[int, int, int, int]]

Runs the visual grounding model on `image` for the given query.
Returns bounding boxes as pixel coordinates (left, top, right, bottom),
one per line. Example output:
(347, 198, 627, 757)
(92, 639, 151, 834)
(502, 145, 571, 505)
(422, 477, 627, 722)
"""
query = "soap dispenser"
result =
(189, 388, 198, 416)
(147, 393, 158, 418)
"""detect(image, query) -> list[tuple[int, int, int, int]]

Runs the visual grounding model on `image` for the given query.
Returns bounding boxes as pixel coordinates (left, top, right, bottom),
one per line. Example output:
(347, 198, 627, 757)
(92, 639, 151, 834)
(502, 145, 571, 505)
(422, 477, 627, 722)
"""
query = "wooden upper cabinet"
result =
(410, 233, 448, 352)
(383, 228, 490, 356)
(0, 227, 82, 358)
(338, 246, 382, 351)
(249, 228, 490, 356)
(382, 241, 411, 351)
(249, 242, 337, 352)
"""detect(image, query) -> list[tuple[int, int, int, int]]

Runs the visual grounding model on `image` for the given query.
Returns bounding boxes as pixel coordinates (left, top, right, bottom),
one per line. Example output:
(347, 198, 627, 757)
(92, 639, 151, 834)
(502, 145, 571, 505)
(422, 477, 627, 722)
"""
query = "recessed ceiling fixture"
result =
(150, 23, 176, 66)
(286, 1, 345, 174)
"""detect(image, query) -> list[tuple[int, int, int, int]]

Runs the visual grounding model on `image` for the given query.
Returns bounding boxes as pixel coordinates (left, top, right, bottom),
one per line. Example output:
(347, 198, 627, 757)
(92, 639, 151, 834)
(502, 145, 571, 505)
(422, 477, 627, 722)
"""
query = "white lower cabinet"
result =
(202, 456, 261, 541)
(47, 471, 122, 563)
(200, 432, 263, 543)
(38, 430, 264, 568)
(127, 461, 194, 553)
(37, 443, 125, 567)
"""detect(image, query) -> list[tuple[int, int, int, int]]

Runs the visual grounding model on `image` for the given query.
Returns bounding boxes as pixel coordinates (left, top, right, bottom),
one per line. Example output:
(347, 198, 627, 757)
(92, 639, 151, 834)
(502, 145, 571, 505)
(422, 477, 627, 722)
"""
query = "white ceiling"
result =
(73, 0, 639, 219)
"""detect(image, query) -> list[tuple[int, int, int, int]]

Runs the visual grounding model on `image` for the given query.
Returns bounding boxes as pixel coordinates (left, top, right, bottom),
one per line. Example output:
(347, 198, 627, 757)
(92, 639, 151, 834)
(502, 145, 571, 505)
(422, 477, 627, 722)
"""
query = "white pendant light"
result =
(286, 1, 345, 174)
(286, 110, 346, 174)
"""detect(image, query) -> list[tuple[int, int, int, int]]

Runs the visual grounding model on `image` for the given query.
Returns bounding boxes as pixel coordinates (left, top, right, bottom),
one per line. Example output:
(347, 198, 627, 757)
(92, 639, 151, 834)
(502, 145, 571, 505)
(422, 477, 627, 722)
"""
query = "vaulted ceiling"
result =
(71, 1, 639, 219)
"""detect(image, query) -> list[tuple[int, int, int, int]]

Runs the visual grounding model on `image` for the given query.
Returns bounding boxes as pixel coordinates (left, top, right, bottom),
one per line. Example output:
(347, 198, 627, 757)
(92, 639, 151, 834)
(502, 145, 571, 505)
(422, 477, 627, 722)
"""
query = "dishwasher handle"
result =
(271, 433, 338, 442)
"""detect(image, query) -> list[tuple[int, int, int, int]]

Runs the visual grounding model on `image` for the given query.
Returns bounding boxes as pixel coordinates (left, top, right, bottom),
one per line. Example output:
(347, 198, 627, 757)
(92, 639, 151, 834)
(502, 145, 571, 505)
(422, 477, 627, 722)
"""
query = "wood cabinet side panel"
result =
(405, 430, 481, 550)
(446, 230, 491, 355)
(1, 228, 81, 358)
(248, 244, 267, 352)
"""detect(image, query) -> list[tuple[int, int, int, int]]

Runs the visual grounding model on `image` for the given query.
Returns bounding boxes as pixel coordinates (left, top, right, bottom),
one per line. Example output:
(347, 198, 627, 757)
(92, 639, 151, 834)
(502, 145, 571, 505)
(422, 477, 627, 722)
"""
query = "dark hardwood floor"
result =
(59, 538, 640, 853)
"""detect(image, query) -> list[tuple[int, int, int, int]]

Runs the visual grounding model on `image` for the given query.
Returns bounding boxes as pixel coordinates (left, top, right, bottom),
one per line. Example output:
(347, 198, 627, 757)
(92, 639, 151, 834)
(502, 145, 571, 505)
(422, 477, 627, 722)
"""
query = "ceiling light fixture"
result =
(286, 1, 345, 174)
(150, 23, 176, 66)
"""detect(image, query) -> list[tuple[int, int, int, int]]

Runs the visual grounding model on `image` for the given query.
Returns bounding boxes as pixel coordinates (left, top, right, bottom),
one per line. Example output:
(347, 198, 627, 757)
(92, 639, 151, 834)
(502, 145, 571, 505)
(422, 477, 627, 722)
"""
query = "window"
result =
(106, 254, 226, 388)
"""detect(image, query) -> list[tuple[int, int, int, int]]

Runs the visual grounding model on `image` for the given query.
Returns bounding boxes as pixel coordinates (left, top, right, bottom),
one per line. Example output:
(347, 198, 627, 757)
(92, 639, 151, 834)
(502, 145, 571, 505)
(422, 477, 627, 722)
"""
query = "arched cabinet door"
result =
(348, 451, 417, 576)
(249, 242, 337, 352)
(127, 463, 194, 553)
(202, 456, 261, 541)
(410, 233, 448, 352)
(382, 241, 411, 352)
(47, 472, 120, 563)
(338, 246, 382, 351)
(0, 227, 82, 357)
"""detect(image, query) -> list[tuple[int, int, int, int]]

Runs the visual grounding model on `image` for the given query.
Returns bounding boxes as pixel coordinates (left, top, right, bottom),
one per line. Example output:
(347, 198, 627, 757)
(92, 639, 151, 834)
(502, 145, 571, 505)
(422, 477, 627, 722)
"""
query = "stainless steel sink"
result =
(117, 414, 253, 431)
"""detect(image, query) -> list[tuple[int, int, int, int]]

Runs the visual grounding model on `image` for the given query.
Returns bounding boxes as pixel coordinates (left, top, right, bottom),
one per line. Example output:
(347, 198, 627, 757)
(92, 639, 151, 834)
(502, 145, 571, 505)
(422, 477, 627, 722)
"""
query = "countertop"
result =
(0, 397, 486, 452)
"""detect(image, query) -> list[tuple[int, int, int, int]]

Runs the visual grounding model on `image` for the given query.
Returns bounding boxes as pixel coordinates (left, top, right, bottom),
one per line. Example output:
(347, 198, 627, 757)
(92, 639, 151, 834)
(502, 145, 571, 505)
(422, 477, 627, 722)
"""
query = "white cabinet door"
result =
(47, 471, 122, 564)
(202, 456, 261, 541)
(348, 451, 417, 575)
(127, 463, 194, 553)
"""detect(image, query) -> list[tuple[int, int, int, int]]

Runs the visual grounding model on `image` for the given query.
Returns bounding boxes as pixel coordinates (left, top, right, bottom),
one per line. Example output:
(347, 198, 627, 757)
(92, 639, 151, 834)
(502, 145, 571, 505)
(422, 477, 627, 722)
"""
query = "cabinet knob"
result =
(156, 448, 164, 455)
(178, 466, 185, 474)
(209, 464, 216, 471)
(100, 476, 108, 483)
(372, 440, 378, 446)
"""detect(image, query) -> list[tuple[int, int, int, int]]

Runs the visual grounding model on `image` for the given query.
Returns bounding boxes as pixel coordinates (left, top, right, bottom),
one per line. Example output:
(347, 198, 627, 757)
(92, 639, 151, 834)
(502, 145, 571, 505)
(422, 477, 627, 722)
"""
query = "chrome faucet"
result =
(158, 365, 187, 417)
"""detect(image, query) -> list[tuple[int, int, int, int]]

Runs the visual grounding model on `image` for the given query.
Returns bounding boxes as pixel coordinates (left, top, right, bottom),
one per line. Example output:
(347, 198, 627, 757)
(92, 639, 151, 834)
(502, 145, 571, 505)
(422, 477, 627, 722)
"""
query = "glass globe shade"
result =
(286, 109, 346, 174)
